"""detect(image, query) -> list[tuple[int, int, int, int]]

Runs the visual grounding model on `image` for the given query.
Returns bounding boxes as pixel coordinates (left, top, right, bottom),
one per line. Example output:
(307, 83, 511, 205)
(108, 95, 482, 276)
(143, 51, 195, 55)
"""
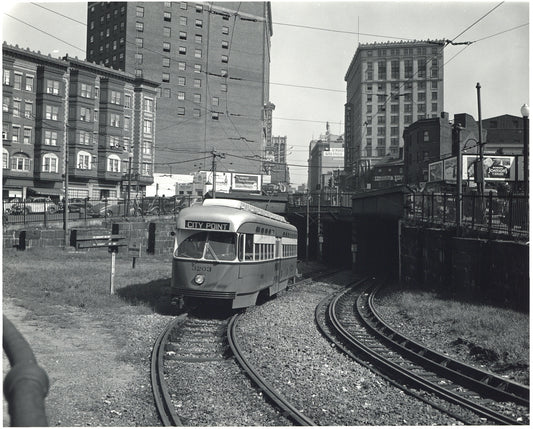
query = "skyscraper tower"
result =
(344, 40, 444, 190)
(86, 1, 273, 175)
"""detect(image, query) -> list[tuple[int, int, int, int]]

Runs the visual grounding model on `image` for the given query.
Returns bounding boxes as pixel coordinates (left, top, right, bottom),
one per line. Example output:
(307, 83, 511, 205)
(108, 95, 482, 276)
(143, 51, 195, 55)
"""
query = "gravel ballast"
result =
(235, 272, 461, 425)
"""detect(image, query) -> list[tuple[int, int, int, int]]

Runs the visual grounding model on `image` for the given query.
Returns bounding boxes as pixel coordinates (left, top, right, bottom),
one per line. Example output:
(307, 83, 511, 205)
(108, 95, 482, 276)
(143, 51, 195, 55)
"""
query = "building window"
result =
(162, 73, 170, 82)
(366, 126, 372, 136)
(391, 127, 399, 136)
(80, 107, 91, 122)
(136, 6, 144, 17)
(163, 42, 171, 52)
(135, 69, 143, 78)
(178, 76, 186, 86)
(142, 140, 152, 155)
(194, 64, 201, 73)
(404, 115, 412, 123)
(180, 16, 187, 25)
(377, 116, 385, 125)
(178, 61, 186, 70)
(164, 11, 171, 21)
(124, 116, 131, 131)
(46, 80, 60, 95)
(3, 149, 9, 169)
(143, 119, 153, 135)
(222, 40, 229, 49)
(23, 127, 32, 144)
(42, 153, 58, 173)
(196, 4, 203, 12)
(391, 60, 400, 79)
(418, 92, 426, 102)
(418, 104, 426, 113)
(3, 70, 10, 85)
(124, 94, 132, 108)
(212, 112, 219, 120)
(135, 54, 143, 66)
(178, 91, 185, 100)
(195, 19, 203, 28)
(24, 102, 32, 119)
(109, 135, 120, 148)
(179, 46, 186, 55)
(144, 98, 154, 112)
(12, 99, 21, 117)
(431, 81, 438, 89)
(4, 95, 11, 112)
(431, 103, 438, 112)
(417, 59, 426, 78)
(45, 105, 59, 120)
(110, 113, 120, 127)
(25, 76, 34, 92)
(193, 79, 201, 88)
(110, 90, 121, 104)
(195, 34, 202, 43)
(163, 57, 170, 67)
(177, 107, 185, 115)
(366, 105, 372, 113)
(179, 31, 187, 40)
(78, 131, 90, 145)
(404, 103, 412, 113)
(163, 27, 171, 37)
(391, 116, 398, 124)
(107, 155, 121, 172)
(378, 61, 386, 80)
(11, 154, 31, 171)
(195, 49, 202, 58)
(193, 109, 201, 118)
(221, 69, 228, 77)
(141, 162, 152, 176)
(221, 83, 227, 92)
(221, 55, 228, 63)
(136, 21, 144, 32)
(222, 26, 229, 35)
(135, 37, 143, 47)
(180, 2, 187, 9)
(163, 88, 170, 98)
(377, 127, 385, 136)
(12, 126, 20, 142)
(14, 73, 22, 90)
(423, 130, 429, 142)
(193, 93, 201, 103)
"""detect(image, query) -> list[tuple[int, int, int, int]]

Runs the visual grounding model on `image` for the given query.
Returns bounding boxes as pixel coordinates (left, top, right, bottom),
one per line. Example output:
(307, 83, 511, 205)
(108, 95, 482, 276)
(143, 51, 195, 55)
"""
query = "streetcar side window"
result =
(204, 231, 236, 261)
(244, 234, 254, 260)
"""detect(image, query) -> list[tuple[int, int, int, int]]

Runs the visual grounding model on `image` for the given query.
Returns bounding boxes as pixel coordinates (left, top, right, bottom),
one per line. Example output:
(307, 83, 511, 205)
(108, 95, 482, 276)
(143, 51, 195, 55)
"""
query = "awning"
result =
(28, 187, 65, 197)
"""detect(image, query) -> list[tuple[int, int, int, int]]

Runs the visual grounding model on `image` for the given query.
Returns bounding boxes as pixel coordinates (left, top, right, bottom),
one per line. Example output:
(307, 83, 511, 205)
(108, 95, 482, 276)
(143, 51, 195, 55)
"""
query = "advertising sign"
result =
(443, 157, 457, 181)
(203, 171, 231, 193)
(428, 161, 443, 182)
(463, 155, 515, 181)
(323, 147, 344, 158)
(232, 173, 261, 191)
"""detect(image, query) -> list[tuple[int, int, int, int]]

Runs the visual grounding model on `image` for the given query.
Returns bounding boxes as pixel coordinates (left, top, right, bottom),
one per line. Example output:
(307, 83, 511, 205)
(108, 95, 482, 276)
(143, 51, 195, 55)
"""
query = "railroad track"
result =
(151, 311, 316, 426)
(316, 279, 529, 425)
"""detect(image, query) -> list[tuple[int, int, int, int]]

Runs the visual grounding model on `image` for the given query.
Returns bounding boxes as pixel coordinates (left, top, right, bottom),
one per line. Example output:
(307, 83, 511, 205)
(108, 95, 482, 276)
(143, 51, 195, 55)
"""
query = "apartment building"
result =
(344, 40, 445, 190)
(86, 1, 273, 176)
(2, 43, 158, 199)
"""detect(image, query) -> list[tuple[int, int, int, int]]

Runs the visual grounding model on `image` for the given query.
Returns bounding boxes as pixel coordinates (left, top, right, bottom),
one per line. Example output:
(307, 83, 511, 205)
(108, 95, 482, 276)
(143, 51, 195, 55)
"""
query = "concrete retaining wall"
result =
(400, 224, 529, 311)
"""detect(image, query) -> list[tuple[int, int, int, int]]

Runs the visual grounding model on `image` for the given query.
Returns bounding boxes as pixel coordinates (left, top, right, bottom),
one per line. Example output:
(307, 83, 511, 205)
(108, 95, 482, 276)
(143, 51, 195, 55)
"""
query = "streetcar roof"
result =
(176, 199, 296, 233)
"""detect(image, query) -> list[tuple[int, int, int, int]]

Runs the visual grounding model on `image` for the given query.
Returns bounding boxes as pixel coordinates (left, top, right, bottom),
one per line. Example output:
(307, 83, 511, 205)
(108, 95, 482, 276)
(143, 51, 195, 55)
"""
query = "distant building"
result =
(307, 123, 344, 199)
(2, 43, 158, 200)
(265, 135, 290, 187)
(367, 157, 404, 190)
(482, 114, 525, 155)
(344, 40, 445, 190)
(86, 1, 273, 176)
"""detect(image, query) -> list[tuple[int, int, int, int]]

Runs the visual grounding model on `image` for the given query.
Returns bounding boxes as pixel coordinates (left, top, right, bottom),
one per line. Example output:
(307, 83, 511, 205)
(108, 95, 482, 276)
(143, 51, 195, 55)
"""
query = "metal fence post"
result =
(443, 192, 447, 224)
(471, 195, 476, 229)
(508, 192, 514, 236)
(488, 192, 493, 236)
(430, 192, 434, 222)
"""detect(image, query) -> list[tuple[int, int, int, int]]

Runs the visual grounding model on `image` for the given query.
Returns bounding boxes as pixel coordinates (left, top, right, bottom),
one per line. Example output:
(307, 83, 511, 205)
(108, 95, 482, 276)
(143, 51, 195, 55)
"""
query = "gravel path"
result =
(235, 272, 461, 425)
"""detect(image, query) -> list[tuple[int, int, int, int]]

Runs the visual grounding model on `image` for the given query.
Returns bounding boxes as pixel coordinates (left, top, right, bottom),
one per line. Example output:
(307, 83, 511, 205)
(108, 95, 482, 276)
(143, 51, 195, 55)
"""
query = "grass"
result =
(377, 285, 529, 382)
(3, 247, 175, 316)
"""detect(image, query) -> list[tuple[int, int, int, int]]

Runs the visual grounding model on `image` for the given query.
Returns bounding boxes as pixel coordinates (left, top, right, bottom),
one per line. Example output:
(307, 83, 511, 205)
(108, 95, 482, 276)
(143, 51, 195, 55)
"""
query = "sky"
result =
(1, 1, 530, 187)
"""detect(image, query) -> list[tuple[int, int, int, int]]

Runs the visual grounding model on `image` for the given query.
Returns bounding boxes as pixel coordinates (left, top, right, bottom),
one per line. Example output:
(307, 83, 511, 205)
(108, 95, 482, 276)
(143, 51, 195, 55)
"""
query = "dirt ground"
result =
(3, 297, 172, 427)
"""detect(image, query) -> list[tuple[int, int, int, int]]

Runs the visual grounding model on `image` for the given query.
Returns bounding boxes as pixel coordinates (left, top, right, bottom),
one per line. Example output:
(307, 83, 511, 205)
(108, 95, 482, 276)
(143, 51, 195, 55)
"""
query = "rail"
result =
(404, 192, 528, 240)
(3, 315, 49, 427)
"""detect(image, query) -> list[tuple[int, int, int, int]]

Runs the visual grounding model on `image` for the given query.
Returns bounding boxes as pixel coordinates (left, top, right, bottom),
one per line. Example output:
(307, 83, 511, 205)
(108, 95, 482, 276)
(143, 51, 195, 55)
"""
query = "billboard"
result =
(429, 155, 517, 183)
(232, 173, 261, 191)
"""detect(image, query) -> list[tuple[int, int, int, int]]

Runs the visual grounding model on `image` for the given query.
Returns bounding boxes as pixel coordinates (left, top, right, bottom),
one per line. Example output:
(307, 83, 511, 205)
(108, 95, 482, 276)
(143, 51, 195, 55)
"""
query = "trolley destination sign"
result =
(185, 220, 230, 231)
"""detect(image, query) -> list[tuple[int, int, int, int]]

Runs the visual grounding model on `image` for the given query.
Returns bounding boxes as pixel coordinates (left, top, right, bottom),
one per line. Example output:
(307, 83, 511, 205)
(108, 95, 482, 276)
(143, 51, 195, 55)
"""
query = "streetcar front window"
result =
(176, 231, 236, 261)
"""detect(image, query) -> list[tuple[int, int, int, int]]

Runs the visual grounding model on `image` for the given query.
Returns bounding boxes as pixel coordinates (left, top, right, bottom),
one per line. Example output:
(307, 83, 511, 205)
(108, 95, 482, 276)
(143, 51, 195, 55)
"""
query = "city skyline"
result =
(2, 1, 529, 187)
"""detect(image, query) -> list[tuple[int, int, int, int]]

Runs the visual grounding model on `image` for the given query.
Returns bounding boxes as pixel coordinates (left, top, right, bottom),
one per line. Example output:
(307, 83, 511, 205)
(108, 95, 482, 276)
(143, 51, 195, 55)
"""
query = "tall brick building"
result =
(344, 40, 445, 190)
(86, 1, 273, 176)
(2, 43, 158, 199)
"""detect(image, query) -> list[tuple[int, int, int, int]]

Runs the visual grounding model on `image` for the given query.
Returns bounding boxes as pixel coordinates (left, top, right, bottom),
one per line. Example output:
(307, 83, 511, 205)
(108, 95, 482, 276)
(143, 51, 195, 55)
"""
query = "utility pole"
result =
(63, 127, 69, 249)
(453, 123, 463, 230)
(126, 152, 132, 215)
(476, 83, 485, 205)
(211, 148, 225, 199)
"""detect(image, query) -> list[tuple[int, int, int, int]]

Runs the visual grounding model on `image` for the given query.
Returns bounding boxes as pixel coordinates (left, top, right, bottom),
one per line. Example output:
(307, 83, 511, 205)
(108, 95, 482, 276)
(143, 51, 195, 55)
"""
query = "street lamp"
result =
(520, 104, 529, 196)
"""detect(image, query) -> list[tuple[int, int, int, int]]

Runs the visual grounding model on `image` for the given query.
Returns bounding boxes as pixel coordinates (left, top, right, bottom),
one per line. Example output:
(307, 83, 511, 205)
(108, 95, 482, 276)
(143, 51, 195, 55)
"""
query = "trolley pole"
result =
(210, 149, 225, 199)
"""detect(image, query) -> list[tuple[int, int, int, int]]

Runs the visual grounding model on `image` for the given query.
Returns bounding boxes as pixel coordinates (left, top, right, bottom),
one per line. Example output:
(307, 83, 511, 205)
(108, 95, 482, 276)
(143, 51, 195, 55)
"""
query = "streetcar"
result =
(171, 198, 298, 309)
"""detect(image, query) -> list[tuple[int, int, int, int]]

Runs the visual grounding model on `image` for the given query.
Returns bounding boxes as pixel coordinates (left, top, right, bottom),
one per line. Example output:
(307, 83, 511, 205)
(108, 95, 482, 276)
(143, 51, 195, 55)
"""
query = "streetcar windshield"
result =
(177, 231, 236, 261)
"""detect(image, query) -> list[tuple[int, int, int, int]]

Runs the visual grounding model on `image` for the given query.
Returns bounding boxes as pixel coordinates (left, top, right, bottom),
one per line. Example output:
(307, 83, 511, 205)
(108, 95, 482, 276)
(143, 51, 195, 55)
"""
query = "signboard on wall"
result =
(232, 173, 261, 191)
(428, 155, 517, 182)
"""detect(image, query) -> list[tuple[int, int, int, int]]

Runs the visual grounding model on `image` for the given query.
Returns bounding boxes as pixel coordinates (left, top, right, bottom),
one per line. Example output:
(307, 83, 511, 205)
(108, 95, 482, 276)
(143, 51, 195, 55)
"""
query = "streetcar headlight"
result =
(194, 274, 205, 285)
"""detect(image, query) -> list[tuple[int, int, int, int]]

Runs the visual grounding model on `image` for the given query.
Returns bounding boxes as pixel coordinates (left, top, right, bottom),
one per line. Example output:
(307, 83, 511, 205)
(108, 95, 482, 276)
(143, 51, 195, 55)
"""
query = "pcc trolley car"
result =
(172, 199, 298, 309)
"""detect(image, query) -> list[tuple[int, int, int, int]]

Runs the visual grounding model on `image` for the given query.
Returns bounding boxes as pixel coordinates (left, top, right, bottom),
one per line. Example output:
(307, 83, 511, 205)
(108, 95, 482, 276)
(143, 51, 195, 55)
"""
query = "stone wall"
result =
(400, 223, 529, 311)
